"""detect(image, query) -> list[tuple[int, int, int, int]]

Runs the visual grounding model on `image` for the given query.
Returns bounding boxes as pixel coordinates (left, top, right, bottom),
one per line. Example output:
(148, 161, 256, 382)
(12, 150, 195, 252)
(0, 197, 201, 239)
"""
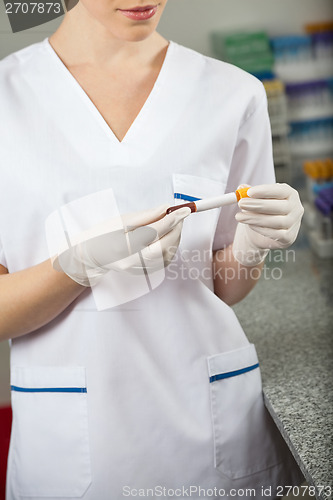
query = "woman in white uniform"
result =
(0, 1, 304, 499)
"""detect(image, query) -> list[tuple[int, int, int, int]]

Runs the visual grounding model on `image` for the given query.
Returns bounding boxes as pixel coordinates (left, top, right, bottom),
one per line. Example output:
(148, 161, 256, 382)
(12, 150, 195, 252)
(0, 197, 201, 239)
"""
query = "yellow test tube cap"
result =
(326, 158, 333, 178)
(236, 187, 250, 201)
(303, 161, 312, 175)
(305, 21, 333, 34)
(310, 162, 320, 180)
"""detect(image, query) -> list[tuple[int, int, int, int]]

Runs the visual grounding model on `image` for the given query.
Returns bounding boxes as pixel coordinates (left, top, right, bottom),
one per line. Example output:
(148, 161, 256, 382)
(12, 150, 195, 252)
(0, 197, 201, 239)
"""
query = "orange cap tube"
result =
(235, 187, 250, 201)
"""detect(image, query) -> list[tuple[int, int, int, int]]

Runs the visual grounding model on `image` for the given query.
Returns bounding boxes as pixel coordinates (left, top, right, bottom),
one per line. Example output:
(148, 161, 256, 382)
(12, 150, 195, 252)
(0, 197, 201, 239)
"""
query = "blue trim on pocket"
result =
(174, 193, 201, 202)
(209, 363, 259, 383)
(11, 385, 87, 393)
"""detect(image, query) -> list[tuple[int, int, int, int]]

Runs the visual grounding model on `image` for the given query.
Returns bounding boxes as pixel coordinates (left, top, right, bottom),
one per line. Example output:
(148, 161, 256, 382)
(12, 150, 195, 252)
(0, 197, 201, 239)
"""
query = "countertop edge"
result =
(263, 392, 329, 500)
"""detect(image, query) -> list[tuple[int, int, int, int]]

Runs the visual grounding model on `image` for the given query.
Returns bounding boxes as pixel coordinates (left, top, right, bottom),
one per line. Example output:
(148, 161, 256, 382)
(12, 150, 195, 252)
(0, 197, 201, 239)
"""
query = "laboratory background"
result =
(0, 0, 332, 499)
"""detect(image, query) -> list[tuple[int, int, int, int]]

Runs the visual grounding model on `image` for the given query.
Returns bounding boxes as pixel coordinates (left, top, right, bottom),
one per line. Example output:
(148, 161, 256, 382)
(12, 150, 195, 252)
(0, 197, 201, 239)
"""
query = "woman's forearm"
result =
(0, 260, 85, 341)
(213, 244, 264, 306)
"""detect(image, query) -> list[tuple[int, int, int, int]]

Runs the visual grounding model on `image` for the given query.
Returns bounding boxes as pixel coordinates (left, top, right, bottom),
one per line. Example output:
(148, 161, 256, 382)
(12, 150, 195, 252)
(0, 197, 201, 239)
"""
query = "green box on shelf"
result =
(230, 54, 275, 73)
(211, 30, 272, 60)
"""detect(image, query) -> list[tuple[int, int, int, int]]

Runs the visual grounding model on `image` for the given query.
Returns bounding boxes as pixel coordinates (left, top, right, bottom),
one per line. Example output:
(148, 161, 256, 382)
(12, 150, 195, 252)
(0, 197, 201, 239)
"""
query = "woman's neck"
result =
(49, 3, 168, 70)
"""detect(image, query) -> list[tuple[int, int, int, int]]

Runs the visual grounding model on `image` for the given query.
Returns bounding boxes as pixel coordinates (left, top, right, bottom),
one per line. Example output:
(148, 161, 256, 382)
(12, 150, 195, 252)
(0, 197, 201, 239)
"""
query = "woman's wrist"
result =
(213, 245, 265, 306)
(0, 259, 86, 340)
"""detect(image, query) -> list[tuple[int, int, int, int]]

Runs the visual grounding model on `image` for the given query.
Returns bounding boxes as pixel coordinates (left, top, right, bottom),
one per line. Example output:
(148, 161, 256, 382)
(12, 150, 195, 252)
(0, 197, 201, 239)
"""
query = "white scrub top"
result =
(0, 39, 302, 499)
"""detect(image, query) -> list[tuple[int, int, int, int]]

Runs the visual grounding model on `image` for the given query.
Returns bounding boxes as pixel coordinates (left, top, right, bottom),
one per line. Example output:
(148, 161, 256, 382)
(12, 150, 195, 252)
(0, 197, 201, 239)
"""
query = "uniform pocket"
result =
(10, 366, 92, 497)
(207, 344, 282, 479)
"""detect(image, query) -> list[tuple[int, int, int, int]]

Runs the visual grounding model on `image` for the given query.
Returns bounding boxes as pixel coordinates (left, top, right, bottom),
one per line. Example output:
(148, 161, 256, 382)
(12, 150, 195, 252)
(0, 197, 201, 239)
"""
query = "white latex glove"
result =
(53, 204, 191, 286)
(232, 183, 304, 266)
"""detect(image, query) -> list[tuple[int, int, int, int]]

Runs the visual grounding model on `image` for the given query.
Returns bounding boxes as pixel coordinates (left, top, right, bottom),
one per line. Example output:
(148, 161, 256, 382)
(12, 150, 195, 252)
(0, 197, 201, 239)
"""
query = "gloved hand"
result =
(53, 204, 191, 286)
(232, 183, 304, 266)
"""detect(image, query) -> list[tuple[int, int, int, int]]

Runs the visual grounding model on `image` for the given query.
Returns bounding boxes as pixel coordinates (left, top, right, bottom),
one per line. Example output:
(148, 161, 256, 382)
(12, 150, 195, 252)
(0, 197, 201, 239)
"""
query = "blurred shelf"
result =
(290, 140, 333, 157)
(274, 59, 333, 84)
(288, 105, 333, 123)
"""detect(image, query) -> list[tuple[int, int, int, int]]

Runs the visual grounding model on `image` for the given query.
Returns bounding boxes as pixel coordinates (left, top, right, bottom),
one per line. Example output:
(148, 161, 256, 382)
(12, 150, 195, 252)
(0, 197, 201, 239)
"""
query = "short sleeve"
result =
(213, 91, 276, 251)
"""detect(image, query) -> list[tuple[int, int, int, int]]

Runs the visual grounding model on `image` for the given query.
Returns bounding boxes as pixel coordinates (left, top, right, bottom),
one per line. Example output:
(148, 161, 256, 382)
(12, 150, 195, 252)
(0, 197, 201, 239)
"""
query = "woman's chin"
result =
(105, 26, 157, 43)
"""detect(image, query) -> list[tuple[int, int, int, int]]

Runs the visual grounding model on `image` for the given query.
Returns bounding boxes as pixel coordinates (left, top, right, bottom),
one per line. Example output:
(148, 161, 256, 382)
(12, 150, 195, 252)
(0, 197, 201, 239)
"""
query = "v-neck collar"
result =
(43, 37, 174, 146)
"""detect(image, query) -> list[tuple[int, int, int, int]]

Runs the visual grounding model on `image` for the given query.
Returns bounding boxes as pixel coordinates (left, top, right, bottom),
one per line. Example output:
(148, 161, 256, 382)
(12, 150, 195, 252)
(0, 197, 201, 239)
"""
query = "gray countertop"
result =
(232, 225, 333, 500)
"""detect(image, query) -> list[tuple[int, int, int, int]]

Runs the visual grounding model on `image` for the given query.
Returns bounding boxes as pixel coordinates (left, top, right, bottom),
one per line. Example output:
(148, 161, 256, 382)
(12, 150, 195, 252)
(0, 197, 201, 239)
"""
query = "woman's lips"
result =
(118, 5, 158, 21)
